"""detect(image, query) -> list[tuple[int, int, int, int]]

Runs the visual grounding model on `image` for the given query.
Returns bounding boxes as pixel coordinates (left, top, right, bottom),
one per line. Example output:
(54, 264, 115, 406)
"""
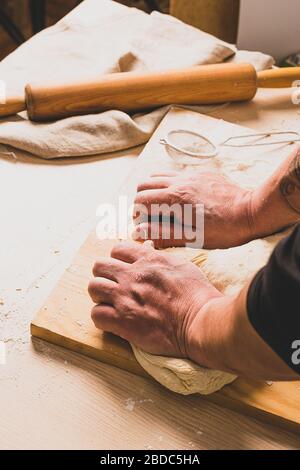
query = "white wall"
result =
(237, 0, 300, 63)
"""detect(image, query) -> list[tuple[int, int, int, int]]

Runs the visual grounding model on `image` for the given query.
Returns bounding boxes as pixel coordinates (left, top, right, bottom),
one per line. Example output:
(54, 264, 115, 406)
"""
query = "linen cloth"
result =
(0, 0, 274, 159)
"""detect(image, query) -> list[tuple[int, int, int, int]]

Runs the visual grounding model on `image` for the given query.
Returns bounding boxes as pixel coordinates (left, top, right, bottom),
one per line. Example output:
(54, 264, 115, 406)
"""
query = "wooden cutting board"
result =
(31, 107, 300, 433)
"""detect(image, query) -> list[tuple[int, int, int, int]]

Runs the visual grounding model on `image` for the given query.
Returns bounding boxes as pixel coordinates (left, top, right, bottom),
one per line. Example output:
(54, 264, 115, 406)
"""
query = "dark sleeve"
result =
(247, 224, 300, 374)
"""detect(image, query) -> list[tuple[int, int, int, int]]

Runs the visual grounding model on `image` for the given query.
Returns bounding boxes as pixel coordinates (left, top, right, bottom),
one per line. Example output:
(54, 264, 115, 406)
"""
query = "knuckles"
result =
(131, 266, 162, 286)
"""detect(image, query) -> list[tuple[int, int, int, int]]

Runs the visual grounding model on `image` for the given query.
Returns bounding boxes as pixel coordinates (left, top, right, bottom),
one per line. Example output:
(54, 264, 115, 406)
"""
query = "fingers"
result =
(93, 256, 128, 281)
(110, 240, 154, 263)
(133, 222, 199, 249)
(134, 188, 170, 207)
(88, 277, 118, 304)
(137, 177, 172, 192)
(91, 303, 121, 335)
(134, 188, 181, 224)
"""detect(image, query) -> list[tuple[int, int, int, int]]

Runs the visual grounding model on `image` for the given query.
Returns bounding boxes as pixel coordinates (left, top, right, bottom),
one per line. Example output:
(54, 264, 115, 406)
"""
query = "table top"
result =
(0, 0, 300, 448)
(0, 87, 300, 450)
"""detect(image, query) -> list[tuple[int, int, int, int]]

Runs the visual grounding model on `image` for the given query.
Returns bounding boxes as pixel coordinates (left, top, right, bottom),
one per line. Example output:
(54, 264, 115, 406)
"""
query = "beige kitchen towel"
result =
(0, 0, 274, 159)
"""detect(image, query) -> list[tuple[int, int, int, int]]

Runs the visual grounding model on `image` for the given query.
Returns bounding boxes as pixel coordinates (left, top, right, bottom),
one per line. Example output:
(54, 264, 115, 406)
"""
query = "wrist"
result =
(186, 294, 238, 373)
(226, 189, 258, 246)
(186, 279, 299, 380)
(234, 189, 257, 242)
(250, 184, 299, 238)
(249, 148, 300, 238)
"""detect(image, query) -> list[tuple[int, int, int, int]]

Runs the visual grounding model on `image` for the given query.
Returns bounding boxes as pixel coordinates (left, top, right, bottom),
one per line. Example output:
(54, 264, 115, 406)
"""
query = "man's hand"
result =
(89, 240, 298, 380)
(89, 241, 222, 360)
(133, 147, 300, 250)
(133, 171, 254, 249)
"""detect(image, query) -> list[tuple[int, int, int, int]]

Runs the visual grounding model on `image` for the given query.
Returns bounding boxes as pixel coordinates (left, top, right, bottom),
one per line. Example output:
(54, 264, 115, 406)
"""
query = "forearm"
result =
(250, 146, 300, 238)
(187, 281, 299, 381)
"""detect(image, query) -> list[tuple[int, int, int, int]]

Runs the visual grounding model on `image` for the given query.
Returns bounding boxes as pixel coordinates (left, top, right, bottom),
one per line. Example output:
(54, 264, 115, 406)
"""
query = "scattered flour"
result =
(124, 398, 135, 412)
(139, 398, 154, 404)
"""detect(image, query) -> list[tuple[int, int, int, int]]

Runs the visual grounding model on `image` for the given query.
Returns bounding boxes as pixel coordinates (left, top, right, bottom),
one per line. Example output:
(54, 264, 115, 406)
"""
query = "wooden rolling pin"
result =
(1, 63, 300, 121)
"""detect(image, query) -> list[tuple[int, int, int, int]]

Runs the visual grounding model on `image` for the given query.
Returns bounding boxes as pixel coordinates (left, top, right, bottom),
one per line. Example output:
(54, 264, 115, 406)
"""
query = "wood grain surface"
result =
(2, 0, 300, 449)
(257, 67, 300, 88)
(2, 87, 300, 450)
(32, 107, 300, 434)
(25, 63, 257, 121)
(3, 64, 300, 120)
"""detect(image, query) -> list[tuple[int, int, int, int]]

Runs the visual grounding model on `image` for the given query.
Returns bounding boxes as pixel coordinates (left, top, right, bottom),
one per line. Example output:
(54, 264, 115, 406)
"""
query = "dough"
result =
(132, 230, 291, 395)
(190, 230, 290, 297)
(130, 137, 295, 395)
(132, 345, 236, 395)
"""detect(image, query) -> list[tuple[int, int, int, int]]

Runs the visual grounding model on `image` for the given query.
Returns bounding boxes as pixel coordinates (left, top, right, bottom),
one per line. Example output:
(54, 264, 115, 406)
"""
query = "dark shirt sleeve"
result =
(247, 224, 300, 374)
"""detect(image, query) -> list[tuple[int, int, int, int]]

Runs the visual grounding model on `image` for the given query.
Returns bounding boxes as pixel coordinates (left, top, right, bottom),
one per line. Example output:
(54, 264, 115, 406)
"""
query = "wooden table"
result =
(0, 87, 300, 450)
(1, 2, 300, 451)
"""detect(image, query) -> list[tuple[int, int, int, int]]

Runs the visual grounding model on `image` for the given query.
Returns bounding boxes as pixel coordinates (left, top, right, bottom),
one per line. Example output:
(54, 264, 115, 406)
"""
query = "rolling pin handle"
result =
(0, 95, 26, 118)
(257, 67, 300, 88)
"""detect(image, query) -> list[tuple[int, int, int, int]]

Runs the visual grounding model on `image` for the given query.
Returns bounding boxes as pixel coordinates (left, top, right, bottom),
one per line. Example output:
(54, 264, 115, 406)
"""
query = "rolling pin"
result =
(1, 63, 300, 122)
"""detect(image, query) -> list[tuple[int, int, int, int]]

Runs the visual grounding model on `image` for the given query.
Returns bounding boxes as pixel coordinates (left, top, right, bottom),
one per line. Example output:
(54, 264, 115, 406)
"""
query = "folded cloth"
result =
(0, 0, 274, 159)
